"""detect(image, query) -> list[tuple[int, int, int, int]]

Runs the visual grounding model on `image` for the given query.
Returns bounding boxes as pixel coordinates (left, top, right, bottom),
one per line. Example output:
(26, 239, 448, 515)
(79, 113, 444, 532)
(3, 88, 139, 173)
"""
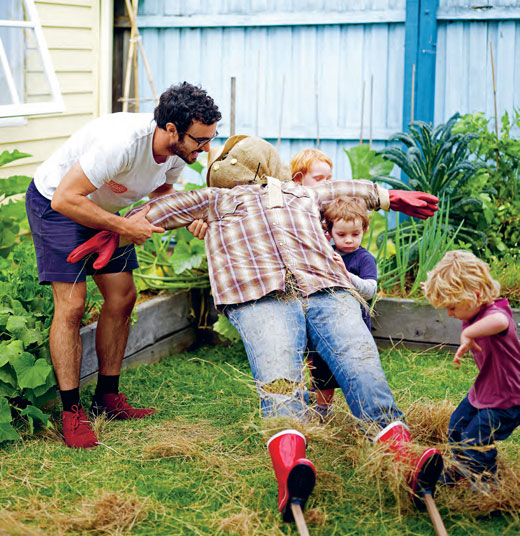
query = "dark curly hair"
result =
(154, 82, 221, 136)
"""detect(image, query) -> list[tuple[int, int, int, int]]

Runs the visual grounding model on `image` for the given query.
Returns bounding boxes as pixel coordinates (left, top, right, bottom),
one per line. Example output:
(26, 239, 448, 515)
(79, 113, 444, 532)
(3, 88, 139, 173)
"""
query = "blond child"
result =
(423, 250, 520, 485)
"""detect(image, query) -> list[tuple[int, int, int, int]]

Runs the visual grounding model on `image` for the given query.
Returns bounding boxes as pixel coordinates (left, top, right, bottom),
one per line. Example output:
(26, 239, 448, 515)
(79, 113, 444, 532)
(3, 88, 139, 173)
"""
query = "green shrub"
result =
(453, 110, 520, 256)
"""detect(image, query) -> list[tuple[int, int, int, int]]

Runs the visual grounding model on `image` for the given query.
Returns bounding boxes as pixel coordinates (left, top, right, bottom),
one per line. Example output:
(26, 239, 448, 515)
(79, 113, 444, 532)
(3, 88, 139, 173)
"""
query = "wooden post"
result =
(359, 79, 365, 144)
(277, 74, 285, 150)
(255, 53, 260, 136)
(315, 79, 320, 148)
(230, 76, 236, 136)
(411, 63, 416, 123)
(424, 493, 448, 536)
(369, 74, 374, 148)
(121, 0, 137, 112)
(290, 504, 310, 536)
(132, 0, 139, 111)
(123, 0, 159, 107)
(489, 41, 500, 171)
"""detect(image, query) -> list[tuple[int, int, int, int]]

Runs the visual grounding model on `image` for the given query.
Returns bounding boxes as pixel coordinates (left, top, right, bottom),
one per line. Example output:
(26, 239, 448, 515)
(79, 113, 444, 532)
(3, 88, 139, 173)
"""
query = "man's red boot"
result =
(90, 392, 156, 420)
(374, 420, 443, 510)
(267, 429, 316, 522)
(62, 405, 98, 448)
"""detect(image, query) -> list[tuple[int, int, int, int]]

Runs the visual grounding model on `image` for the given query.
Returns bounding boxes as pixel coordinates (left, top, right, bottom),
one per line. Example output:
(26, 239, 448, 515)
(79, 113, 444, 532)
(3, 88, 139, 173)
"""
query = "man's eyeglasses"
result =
(186, 130, 219, 149)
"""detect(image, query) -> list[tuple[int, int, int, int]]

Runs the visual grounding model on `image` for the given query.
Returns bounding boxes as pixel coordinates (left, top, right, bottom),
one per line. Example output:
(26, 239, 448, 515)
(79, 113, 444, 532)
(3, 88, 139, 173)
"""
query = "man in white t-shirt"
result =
(25, 81, 221, 449)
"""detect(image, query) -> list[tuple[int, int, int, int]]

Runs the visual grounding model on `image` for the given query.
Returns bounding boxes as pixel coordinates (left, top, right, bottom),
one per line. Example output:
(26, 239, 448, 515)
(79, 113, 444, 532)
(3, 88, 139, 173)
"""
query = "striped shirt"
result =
(133, 179, 389, 306)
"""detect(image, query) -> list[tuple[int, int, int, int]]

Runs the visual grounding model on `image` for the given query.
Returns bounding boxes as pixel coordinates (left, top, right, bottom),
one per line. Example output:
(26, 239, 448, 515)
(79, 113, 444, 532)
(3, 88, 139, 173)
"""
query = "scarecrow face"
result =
(207, 136, 291, 188)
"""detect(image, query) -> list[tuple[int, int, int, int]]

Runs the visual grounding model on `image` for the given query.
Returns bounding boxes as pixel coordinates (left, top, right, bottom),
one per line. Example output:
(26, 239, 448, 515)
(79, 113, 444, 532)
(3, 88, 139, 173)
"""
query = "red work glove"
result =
(67, 230, 120, 269)
(388, 190, 439, 219)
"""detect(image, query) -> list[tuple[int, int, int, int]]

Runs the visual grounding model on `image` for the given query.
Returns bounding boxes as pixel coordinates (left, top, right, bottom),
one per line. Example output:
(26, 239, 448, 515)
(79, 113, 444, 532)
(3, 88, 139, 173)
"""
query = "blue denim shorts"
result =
(25, 180, 139, 284)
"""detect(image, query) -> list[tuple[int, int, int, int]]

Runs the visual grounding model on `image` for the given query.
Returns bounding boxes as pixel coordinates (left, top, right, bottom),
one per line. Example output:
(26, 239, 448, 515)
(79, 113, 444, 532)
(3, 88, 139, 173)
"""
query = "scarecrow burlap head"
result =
(206, 135, 292, 188)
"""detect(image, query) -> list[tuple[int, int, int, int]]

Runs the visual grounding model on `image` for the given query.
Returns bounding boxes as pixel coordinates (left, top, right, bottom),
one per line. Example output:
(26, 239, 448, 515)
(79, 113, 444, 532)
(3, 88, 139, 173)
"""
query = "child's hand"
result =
(333, 252, 350, 278)
(420, 281, 426, 292)
(454, 332, 482, 367)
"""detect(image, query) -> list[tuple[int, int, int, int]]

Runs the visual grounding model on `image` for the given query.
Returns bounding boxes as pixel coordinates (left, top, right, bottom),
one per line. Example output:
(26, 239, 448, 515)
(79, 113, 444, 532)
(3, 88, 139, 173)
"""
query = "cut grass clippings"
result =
(1, 343, 519, 535)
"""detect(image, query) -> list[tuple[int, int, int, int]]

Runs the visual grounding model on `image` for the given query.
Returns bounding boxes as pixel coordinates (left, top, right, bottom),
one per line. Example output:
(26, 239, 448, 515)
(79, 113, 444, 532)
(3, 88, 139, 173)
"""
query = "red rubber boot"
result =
(267, 429, 316, 522)
(374, 421, 443, 510)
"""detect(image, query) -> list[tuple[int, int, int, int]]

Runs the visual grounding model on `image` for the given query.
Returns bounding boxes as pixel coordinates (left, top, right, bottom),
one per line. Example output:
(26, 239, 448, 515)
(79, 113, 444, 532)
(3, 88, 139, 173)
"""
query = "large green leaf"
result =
(11, 353, 53, 390)
(0, 380, 18, 398)
(6, 315, 27, 333)
(20, 405, 51, 434)
(0, 422, 20, 442)
(4, 340, 25, 365)
(0, 150, 31, 167)
(213, 314, 241, 343)
(0, 396, 12, 423)
(0, 364, 16, 387)
(0, 175, 32, 196)
(345, 144, 394, 181)
(170, 240, 205, 274)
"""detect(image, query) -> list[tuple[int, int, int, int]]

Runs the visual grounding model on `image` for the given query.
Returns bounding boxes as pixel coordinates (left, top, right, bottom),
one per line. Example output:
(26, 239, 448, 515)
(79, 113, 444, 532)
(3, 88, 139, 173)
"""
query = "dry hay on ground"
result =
(1, 492, 148, 536)
(141, 419, 221, 460)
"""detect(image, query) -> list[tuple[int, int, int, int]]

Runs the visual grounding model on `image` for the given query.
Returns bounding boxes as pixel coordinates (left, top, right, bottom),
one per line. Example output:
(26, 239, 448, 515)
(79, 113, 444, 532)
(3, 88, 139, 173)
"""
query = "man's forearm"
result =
(52, 193, 129, 234)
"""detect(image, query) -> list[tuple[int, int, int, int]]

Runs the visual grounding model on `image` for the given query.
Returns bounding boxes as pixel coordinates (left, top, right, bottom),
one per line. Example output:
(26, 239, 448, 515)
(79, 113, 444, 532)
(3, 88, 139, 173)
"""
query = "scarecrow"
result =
(69, 136, 446, 533)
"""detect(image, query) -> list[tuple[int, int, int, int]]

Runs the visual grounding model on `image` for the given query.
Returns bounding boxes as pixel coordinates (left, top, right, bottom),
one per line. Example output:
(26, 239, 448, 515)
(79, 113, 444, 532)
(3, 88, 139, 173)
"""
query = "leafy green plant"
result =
(489, 252, 520, 309)
(344, 143, 394, 181)
(454, 110, 520, 256)
(373, 114, 488, 249)
(377, 202, 463, 298)
(0, 150, 33, 257)
(0, 240, 56, 442)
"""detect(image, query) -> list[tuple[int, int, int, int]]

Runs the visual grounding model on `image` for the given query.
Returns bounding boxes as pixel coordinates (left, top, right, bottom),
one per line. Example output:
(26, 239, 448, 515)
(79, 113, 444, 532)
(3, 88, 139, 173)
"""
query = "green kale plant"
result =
(372, 114, 489, 250)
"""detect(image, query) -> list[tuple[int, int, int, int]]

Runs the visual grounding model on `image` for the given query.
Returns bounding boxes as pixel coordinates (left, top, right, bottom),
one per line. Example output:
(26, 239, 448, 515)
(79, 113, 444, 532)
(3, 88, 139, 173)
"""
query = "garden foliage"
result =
(372, 114, 488, 249)
(0, 151, 54, 442)
(454, 110, 520, 256)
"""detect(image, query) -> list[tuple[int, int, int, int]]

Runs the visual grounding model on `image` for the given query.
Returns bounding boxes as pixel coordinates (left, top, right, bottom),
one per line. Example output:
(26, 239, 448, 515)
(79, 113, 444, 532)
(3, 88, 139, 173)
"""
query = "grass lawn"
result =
(1, 343, 519, 535)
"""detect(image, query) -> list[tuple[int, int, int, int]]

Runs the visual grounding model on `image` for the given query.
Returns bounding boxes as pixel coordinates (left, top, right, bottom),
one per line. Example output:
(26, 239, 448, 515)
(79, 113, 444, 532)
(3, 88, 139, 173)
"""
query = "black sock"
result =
(94, 374, 120, 397)
(60, 388, 80, 412)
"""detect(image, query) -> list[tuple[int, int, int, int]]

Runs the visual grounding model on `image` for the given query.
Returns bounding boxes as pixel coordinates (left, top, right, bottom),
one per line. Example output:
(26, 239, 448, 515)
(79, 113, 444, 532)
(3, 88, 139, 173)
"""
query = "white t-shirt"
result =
(34, 113, 186, 213)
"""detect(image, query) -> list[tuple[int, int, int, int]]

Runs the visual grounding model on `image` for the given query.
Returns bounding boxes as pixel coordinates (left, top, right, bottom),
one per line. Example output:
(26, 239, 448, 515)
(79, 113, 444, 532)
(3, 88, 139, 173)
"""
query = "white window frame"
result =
(0, 0, 64, 118)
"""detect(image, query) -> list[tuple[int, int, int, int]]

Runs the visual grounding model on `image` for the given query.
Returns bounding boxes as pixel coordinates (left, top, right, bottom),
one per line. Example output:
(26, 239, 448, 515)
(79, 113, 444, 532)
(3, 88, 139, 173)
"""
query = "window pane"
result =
(0, 0, 64, 118)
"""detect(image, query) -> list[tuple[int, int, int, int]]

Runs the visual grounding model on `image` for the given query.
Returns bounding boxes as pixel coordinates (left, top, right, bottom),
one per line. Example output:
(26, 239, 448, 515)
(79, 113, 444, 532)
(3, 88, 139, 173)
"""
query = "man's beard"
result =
(168, 139, 200, 164)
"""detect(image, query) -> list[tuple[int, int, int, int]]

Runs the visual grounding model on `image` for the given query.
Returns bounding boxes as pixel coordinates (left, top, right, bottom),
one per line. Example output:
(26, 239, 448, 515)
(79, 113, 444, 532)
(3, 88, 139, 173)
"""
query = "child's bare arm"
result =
(454, 312, 509, 365)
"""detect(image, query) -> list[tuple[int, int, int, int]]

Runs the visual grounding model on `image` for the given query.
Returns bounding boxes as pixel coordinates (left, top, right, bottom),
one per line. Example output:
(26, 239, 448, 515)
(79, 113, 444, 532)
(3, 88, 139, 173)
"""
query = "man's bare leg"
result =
(91, 271, 154, 419)
(49, 281, 87, 390)
(50, 281, 97, 448)
(93, 271, 137, 376)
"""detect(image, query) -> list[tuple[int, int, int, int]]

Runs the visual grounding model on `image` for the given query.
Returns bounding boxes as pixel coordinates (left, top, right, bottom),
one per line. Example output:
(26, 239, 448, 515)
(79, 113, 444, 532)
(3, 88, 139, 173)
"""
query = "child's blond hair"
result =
(423, 250, 500, 309)
(290, 148, 333, 181)
(323, 197, 370, 233)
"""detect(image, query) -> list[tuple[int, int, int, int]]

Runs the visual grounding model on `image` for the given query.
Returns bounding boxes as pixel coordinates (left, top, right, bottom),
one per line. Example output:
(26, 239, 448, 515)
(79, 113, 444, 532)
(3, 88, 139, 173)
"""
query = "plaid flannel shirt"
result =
(134, 179, 389, 306)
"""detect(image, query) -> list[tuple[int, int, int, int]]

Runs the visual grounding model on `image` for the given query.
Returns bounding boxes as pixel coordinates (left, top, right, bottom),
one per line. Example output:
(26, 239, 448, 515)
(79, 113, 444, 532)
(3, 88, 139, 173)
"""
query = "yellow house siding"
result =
(0, 0, 104, 179)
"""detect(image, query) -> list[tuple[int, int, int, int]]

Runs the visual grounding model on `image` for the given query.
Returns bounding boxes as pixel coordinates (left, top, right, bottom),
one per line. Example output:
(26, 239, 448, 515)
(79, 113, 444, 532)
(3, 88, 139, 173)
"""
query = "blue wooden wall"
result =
(133, 0, 520, 182)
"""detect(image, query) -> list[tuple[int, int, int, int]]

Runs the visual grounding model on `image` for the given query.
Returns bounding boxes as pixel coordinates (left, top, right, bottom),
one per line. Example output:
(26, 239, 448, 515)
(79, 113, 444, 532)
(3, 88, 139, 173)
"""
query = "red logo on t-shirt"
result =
(106, 180, 128, 193)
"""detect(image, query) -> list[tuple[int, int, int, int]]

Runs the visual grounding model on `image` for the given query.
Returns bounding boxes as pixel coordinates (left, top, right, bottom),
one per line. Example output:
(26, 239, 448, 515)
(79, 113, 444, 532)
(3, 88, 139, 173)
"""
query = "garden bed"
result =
(78, 293, 520, 384)
(79, 291, 196, 385)
(372, 297, 520, 350)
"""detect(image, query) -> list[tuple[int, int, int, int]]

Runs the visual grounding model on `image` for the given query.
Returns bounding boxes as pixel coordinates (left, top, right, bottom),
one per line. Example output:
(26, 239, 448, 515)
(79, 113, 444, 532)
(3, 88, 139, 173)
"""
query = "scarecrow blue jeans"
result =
(224, 289, 402, 426)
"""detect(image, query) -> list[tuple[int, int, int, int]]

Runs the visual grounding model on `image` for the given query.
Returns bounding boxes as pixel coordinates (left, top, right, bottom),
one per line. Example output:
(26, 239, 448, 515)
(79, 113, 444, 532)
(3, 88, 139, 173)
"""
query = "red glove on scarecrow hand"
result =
(388, 190, 439, 219)
(67, 230, 119, 270)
